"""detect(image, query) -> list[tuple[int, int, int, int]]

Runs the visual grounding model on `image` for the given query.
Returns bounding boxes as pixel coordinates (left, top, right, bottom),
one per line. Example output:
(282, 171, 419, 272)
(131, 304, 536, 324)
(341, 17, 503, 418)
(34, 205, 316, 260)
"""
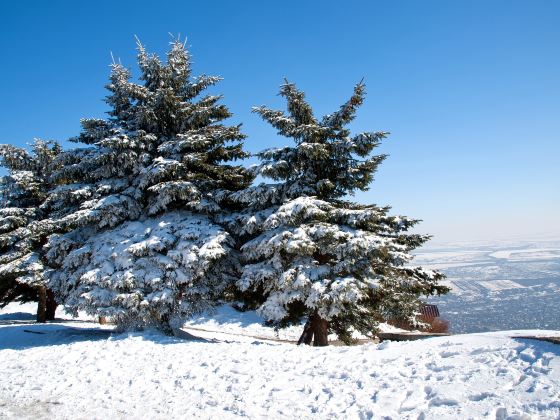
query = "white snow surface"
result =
(1, 302, 559, 419)
(184, 304, 406, 342)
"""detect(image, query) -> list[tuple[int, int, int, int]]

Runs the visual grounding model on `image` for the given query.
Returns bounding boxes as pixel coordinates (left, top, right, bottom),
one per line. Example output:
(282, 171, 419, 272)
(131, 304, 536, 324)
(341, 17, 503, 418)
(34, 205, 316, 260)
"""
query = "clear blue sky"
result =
(1, 0, 558, 243)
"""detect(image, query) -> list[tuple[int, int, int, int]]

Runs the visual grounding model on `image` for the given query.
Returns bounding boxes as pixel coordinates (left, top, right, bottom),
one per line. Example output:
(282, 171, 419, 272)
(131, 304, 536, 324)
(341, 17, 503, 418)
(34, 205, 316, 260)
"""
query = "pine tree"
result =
(0, 140, 61, 321)
(45, 38, 253, 334)
(226, 81, 448, 346)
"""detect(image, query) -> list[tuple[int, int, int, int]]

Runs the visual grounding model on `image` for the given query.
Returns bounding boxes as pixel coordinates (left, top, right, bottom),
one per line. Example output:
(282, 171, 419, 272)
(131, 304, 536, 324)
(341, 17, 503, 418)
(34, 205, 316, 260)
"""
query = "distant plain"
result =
(416, 239, 560, 333)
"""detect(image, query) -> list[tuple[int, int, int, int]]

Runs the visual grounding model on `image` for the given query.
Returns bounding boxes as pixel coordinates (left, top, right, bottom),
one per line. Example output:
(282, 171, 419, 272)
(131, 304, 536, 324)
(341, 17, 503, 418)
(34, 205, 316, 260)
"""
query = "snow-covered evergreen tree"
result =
(226, 81, 448, 345)
(46, 38, 252, 334)
(0, 140, 61, 321)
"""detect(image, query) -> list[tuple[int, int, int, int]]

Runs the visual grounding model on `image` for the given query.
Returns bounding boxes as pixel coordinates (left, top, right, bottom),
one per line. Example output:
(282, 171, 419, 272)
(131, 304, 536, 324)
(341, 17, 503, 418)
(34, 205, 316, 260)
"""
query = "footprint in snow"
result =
(439, 350, 460, 358)
(425, 362, 453, 372)
(540, 353, 554, 367)
(518, 348, 537, 363)
(495, 407, 508, 419)
(470, 347, 493, 355)
(468, 392, 495, 401)
(529, 365, 551, 375)
(399, 389, 425, 413)
(424, 385, 435, 398)
(438, 341, 460, 348)
(428, 396, 459, 407)
(513, 374, 528, 386)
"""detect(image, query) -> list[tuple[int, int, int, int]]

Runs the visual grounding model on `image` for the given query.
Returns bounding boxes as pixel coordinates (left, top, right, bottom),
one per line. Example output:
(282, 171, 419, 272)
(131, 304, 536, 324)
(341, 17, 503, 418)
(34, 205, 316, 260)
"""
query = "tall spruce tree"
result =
(0, 140, 61, 321)
(45, 38, 252, 334)
(226, 81, 448, 346)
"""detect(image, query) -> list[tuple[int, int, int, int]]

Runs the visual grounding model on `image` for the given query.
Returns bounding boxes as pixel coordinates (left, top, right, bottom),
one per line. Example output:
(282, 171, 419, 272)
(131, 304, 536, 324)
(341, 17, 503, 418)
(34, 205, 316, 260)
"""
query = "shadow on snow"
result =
(0, 313, 218, 351)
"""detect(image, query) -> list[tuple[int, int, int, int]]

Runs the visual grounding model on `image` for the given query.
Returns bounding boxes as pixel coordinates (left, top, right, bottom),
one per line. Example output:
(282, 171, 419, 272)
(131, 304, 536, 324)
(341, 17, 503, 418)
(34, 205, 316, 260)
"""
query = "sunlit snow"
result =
(1, 302, 559, 419)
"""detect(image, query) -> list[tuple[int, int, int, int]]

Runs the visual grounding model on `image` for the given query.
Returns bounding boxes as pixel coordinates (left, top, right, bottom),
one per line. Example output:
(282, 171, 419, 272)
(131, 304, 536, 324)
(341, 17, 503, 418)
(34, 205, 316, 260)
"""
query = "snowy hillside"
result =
(1, 303, 559, 419)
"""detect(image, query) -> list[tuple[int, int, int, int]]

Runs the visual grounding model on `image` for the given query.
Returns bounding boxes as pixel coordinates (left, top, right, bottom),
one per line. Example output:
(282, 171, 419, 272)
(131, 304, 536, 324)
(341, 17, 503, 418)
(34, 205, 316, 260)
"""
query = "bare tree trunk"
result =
(297, 318, 314, 345)
(45, 289, 57, 321)
(312, 315, 329, 347)
(36, 285, 47, 323)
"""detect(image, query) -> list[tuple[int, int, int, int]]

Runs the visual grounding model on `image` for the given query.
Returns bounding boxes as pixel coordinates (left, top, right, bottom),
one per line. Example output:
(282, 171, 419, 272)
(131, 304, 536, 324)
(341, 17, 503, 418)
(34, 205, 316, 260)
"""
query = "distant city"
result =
(415, 239, 560, 333)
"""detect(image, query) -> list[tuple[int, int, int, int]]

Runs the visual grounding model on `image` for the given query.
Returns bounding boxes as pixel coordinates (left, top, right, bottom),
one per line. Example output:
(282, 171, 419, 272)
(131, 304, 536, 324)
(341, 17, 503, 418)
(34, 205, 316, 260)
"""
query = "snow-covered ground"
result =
(183, 304, 406, 342)
(1, 303, 559, 419)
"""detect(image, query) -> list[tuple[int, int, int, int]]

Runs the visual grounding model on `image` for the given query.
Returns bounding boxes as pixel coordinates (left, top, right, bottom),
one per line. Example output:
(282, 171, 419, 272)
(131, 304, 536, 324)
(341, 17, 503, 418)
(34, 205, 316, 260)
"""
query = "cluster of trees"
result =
(0, 38, 448, 345)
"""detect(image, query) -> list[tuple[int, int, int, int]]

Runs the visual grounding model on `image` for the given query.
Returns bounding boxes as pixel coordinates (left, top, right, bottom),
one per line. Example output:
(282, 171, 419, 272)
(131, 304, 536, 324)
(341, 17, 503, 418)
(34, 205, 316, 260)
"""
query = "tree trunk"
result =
(312, 315, 329, 346)
(45, 289, 57, 321)
(36, 285, 47, 323)
(297, 318, 314, 345)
